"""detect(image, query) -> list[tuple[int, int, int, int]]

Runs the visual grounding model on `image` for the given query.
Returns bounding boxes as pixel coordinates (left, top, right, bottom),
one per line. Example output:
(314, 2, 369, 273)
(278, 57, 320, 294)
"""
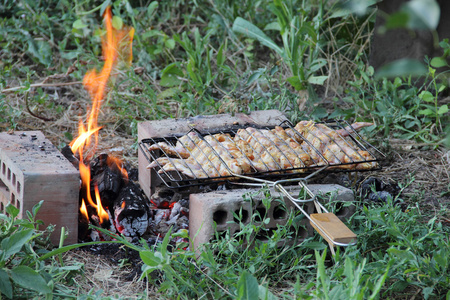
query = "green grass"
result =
(1, 0, 449, 299)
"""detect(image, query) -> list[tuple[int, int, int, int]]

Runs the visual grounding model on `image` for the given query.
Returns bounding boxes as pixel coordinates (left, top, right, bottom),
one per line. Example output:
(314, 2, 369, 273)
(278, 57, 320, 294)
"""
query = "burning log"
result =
(90, 153, 128, 208)
(114, 181, 152, 237)
(61, 145, 80, 169)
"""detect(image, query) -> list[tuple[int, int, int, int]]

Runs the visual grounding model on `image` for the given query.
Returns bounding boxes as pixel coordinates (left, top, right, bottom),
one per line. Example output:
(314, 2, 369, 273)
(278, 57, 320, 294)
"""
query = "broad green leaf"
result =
(165, 38, 175, 49)
(258, 285, 277, 300)
(125, 1, 134, 16)
(406, 0, 440, 30)
(31, 200, 43, 220)
(112, 16, 123, 30)
(0, 269, 12, 299)
(147, 1, 159, 17)
(264, 22, 281, 31)
(1, 228, 34, 260)
(307, 75, 328, 85)
(10, 266, 52, 294)
(157, 87, 179, 100)
(384, 12, 409, 30)
(160, 73, 181, 87)
(368, 263, 390, 300)
(309, 59, 327, 73)
(430, 57, 449, 68)
(72, 19, 87, 29)
(27, 39, 52, 66)
(422, 287, 434, 299)
(311, 106, 328, 120)
(419, 91, 434, 102)
(437, 104, 448, 115)
(419, 108, 434, 115)
(140, 250, 161, 267)
(0, 213, 9, 222)
(247, 70, 264, 85)
(5, 203, 19, 218)
(160, 226, 173, 258)
(286, 76, 306, 91)
(374, 58, 427, 79)
(236, 271, 259, 300)
(232, 17, 283, 56)
(161, 63, 184, 87)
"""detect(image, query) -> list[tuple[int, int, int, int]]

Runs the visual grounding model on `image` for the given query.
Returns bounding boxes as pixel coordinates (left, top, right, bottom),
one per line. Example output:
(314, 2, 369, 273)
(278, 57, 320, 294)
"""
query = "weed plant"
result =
(0, 201, 84, 299)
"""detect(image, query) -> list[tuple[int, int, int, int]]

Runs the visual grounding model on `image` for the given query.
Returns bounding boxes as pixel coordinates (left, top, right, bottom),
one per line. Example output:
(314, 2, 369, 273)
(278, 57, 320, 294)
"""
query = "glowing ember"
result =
(71, 6, 134, 225)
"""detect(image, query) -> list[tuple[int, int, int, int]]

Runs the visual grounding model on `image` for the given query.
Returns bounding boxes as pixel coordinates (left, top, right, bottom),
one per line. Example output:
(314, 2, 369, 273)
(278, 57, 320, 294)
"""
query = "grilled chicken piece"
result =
(211, 134, 253, 174)
(234, 128, 278, 171)
(270, 126, 312, 167)
(148, 133, 249, 178)
(146, 131, 201, 158)
(294, 121, 376, 169)
(234, 127, 310, 171)
(147, 157, 210, 178)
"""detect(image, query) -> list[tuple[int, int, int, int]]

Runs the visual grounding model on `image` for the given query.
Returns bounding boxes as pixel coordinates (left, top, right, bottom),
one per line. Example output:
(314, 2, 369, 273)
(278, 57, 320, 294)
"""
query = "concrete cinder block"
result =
(138, 110, 288, 198)
(189, 184, 355, 252)
(0, 131, 80, 245)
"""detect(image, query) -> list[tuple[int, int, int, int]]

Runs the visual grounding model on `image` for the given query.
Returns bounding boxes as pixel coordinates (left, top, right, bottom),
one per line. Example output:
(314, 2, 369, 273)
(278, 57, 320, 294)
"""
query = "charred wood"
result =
(61, 145, 80, 169)
(114, 181, 152, 237)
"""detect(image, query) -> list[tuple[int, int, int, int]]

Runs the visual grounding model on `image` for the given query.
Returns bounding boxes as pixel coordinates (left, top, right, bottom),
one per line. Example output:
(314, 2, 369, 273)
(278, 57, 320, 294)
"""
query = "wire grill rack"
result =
(139, 120, 385, 189)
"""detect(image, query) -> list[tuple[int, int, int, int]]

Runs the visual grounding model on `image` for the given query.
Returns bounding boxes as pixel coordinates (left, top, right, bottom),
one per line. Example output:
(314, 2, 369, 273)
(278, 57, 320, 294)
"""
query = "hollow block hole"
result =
(213, 209, 227, 225)
(273, 205, 287, 220)
(254, 206, 267, 223)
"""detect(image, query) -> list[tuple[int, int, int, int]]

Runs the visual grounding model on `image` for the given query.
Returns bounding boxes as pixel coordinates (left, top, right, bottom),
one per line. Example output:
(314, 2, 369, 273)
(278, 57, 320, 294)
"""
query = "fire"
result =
(107, 155, 129, 181)
(71, 7, 134, 225)
(80, 199, 88, 220)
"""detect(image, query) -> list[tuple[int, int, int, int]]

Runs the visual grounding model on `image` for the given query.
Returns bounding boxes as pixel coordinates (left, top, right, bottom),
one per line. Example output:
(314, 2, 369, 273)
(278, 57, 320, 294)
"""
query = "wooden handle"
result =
(310, 213, 357, 245)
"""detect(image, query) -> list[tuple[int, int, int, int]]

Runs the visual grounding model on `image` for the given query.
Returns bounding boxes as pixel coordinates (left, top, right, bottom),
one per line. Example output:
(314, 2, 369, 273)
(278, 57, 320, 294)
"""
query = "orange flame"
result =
(70, 7, 134, 158)
(80, 199, 89, 220)
(71, 7, 134, 225)
(79, 163, 110, 225)
(107, 155, 129, 180)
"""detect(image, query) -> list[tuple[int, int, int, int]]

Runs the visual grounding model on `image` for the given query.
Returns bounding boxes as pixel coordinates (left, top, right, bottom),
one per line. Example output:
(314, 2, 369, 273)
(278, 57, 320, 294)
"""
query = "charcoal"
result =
(78, 213, 90, 241)
(114, 181, 151, 237)
(61, 145, 80, 169)
(90, 153, 126, 208)
(359, 177, 401, 203)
